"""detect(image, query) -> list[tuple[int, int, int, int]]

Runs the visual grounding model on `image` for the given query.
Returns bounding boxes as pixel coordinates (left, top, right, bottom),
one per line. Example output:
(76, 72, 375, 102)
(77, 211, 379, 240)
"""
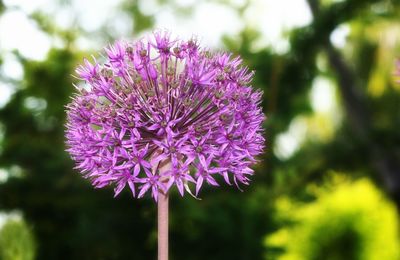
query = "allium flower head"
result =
(66, 31, 265, 201)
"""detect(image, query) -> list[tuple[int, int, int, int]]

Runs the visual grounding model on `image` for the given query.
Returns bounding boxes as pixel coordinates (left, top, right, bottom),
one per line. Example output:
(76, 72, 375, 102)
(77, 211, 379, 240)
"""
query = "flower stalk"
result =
(156, 160, 171, 260)
(158, 190, 168, 260)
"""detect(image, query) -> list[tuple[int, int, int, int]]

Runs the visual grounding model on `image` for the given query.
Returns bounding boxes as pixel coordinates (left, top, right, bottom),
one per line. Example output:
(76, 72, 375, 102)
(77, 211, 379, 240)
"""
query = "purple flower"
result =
(65, 31, 265, 201)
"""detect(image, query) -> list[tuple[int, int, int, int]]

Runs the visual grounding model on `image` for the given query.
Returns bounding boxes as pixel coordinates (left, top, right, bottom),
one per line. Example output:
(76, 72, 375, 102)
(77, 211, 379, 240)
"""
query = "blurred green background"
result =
(0, 0, 399, 259)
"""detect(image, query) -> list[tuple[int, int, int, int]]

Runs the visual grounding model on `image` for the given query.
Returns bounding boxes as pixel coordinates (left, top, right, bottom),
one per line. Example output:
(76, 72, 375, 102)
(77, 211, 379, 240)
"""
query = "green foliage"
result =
(0, 219, 36, 260)
(266, 175, 400, 260)
(121, 0, 154, 33)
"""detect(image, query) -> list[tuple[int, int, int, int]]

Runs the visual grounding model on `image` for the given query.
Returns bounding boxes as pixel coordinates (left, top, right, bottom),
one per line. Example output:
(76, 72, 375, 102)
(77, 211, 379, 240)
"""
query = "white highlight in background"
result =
(274, 117, 308, 160)
(0, 10, 51, 60)
(330, 24, 350, 49)
(1, 53, 24, 80)
(244, 0, 312, 53)
(154, 2, 243, 48)
(310, 77, 336, 113)
(0, 211, 22, 230)
(0, 82, 15, 108)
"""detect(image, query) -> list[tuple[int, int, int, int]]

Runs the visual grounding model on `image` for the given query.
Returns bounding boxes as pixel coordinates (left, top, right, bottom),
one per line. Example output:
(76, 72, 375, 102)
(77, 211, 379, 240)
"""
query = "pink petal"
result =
(138, 183, 151, 198)
(128, 180, 136, 197)
(114, 181, 126, 198)
(196, 176, 204, 196)
(176, 179, 184, 196)
(133, 163, 141, 176)
(206, 175, 219, 186)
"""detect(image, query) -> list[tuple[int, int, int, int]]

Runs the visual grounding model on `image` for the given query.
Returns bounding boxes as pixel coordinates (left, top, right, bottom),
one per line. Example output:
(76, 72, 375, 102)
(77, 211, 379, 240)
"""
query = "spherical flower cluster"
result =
(66, 31, 265, 201)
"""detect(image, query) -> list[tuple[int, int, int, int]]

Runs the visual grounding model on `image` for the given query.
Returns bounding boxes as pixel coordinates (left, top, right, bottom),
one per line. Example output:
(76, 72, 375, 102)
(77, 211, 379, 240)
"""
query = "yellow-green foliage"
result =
(0, 219, 36, 260)
(266, 176, 400, 260)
